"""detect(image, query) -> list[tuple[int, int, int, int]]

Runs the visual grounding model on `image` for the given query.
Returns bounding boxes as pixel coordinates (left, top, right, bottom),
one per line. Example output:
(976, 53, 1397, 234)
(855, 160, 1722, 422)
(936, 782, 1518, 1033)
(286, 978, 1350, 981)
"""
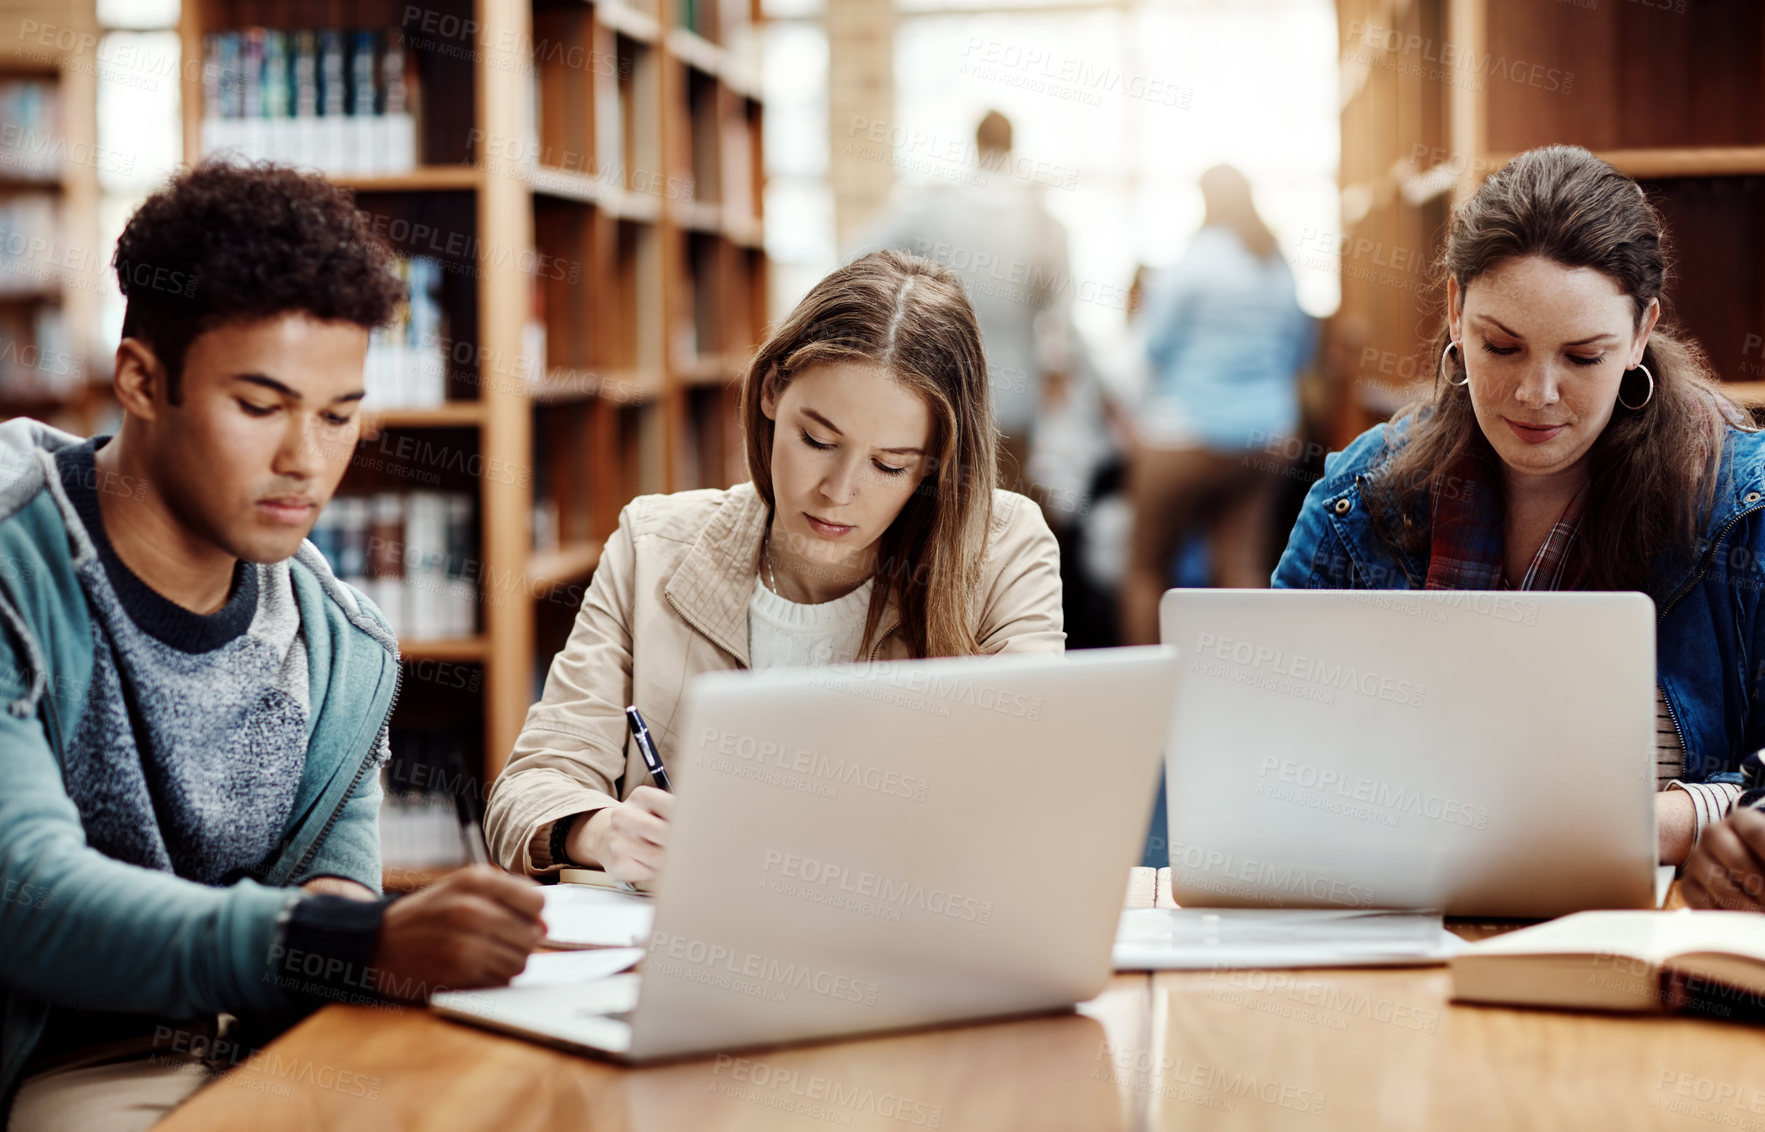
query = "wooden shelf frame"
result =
(525, 539, 605, 589)
(330, 168, 484, 193)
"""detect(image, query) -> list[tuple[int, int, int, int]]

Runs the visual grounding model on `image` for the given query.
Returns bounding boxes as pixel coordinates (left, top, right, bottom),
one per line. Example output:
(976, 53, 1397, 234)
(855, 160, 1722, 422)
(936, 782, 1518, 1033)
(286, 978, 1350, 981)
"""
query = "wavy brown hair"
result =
(740, 250, 997, 658)
(1369, 145, 1747, 593)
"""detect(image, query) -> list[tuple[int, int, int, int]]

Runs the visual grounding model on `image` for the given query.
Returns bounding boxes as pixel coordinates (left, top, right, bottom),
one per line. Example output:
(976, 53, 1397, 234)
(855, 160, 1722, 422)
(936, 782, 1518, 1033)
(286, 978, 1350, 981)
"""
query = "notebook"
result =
(540, 884, 653, 949)
(1114, 907, 1460, 970)
(560, 867, 654, 895)
(1451, 910, 1765, 1014)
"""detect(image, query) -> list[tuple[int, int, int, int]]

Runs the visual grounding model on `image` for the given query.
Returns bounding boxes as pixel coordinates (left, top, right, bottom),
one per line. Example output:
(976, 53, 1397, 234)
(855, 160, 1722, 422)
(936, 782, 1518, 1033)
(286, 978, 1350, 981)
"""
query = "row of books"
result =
(379, 790, 470, 870)
(380, 727, 480, 870)
(309, 491, 478, 641)
(0, 80, 61, 181)
(366, 255, 449, 408)
(200, 27, 417, 175)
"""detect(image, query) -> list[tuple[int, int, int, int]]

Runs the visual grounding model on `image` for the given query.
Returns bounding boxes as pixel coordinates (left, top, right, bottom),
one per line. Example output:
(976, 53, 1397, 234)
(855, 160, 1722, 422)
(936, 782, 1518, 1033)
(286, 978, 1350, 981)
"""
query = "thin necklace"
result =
(762, 529, 780, 595)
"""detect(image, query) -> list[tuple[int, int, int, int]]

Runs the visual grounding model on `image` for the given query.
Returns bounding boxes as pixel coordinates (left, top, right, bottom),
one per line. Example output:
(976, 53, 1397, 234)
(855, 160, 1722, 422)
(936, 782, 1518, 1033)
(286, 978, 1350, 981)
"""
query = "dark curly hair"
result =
(113, 160, 403, 403)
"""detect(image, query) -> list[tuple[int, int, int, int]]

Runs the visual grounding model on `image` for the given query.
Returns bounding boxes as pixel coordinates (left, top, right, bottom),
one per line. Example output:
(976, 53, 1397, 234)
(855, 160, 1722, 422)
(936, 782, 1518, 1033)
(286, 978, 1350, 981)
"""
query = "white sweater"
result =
(747, 575, 876, 670)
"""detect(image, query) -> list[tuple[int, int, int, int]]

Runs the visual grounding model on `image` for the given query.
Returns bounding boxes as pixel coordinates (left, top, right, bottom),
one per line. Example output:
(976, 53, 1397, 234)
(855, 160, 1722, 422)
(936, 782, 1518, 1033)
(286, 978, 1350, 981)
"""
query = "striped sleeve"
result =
(1667, 780, 1745, 843)
(1656, 686, 1744, 843)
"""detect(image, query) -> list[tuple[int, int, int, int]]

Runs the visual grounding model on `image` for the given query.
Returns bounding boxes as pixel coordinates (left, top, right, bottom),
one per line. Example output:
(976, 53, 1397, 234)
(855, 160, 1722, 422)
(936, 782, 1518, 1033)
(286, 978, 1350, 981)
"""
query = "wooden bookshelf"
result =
(179, 0, 767, 846)
(0, 32, 103, 436)
(525, 538, 604, 589)
(360, 402, 487, 432)
(400, 636, 491, 664)
(1334, 0, 1765, 445)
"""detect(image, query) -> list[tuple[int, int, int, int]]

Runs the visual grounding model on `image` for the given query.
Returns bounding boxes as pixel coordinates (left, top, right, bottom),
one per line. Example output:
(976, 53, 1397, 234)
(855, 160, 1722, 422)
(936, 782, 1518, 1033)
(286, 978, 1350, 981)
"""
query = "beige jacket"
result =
(485, 481, 1065, 876)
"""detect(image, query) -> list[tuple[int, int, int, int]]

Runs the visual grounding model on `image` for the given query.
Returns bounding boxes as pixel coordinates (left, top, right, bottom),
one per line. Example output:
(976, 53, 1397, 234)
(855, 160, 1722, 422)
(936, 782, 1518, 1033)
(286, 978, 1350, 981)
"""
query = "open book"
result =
(1123, 866, 1180, 910)
(1451, 910, 1765, 1015)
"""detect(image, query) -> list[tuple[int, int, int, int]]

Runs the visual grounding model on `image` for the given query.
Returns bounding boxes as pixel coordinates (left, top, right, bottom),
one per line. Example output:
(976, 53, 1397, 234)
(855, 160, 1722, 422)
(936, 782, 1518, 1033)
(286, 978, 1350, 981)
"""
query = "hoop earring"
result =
(1618, 362, 1654, 410)
(1442, 341, 1469, 387)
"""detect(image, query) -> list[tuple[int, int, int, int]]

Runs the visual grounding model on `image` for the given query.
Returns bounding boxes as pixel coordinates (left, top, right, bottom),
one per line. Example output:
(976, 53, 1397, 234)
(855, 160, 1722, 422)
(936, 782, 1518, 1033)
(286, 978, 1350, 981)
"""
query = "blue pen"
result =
(625, 706, 672, 791)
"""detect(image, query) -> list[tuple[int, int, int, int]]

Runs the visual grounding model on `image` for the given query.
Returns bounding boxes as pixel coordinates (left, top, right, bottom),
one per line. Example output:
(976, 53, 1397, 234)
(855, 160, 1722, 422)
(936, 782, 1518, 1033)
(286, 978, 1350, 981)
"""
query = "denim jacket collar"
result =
(1330, 424, 1765, 599)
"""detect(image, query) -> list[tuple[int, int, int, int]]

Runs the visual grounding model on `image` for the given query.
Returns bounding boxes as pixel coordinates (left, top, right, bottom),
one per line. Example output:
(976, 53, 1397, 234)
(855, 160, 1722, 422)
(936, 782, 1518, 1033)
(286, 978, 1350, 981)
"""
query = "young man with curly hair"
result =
(0, 161, 543, 1131)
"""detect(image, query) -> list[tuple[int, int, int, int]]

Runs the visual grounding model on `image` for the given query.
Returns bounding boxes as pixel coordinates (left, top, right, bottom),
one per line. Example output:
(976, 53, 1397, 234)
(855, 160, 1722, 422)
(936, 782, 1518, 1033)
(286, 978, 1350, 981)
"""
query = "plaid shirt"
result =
(1425, 457, 1590, 591)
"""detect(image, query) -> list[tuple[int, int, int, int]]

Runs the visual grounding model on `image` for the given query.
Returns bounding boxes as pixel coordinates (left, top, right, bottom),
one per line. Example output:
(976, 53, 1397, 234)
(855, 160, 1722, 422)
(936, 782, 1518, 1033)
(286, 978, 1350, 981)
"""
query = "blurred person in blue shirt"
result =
(1121, 164, 1313, 644)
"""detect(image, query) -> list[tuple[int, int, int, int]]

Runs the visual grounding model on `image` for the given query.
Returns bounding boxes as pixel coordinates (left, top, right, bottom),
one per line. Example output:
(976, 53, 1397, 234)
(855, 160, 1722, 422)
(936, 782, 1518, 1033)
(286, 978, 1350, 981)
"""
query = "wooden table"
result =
(160, 890, 1765, 1131)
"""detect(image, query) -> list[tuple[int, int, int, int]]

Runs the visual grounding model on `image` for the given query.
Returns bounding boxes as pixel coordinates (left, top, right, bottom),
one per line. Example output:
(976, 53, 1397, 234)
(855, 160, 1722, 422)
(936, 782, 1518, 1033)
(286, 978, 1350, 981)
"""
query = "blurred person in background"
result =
(863, 110, 1075, 496)
(1120, 164, 1313, 645)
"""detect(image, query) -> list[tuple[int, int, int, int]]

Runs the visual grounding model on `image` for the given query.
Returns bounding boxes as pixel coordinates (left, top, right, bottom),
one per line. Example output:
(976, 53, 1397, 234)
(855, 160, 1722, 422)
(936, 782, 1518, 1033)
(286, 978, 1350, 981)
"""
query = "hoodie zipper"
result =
(288, 654, 403, 882)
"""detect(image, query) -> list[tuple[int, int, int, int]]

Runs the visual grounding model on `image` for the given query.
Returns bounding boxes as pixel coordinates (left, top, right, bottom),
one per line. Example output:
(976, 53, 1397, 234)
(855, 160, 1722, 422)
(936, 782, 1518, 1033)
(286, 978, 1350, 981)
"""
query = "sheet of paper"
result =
(1113, 908, 1464, 970)
(542, 884, 655, 949)
(511, 947, 646, 988)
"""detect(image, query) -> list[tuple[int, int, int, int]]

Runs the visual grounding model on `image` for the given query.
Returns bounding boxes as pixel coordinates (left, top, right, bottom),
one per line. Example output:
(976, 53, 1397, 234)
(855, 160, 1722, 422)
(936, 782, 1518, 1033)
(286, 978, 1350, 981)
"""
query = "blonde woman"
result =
(486, 251, 1065, 882)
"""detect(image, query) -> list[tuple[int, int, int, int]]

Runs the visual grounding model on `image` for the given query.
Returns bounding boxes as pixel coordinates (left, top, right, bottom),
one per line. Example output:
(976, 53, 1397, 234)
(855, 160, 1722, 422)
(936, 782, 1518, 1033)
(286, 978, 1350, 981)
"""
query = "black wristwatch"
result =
(549, 816, 577, 868)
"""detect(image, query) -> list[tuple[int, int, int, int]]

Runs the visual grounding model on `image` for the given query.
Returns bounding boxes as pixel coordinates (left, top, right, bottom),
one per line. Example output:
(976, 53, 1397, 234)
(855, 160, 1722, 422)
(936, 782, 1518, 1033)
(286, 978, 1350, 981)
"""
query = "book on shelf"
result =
(309, 490, 478, 640)
(366, 254, 448, 409)
(200, 25, 417, 175)
(0, 80, 63, 181)
(721, 109, 754, 222)
(594, 55, 624, 186)
(1451, 910, 1765, 1016)
(677, 0, 703, 37)
(522, 271, 546, 389)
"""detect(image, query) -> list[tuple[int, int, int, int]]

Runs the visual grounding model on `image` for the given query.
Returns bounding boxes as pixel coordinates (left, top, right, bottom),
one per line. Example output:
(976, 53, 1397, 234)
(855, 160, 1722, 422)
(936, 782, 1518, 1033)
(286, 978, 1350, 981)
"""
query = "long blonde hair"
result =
(740, 250, 997, 658)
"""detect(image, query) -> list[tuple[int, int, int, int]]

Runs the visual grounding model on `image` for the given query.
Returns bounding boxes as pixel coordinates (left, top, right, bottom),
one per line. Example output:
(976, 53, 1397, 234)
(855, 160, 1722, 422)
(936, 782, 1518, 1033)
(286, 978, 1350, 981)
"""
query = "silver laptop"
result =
(1159, 589, 1657, 918)
(433, 646, 1179, 1060)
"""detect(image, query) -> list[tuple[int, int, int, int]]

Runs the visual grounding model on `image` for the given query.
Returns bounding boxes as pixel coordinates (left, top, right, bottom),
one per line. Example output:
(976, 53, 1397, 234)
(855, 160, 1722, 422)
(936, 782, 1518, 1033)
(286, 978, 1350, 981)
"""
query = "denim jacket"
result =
(1273, 419, 1765, 799)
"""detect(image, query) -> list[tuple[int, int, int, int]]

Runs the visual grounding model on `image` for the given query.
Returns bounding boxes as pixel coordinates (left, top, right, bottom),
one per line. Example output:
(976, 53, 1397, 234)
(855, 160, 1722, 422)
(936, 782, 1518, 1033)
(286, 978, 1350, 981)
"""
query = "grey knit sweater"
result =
(51, 439, 310, 885)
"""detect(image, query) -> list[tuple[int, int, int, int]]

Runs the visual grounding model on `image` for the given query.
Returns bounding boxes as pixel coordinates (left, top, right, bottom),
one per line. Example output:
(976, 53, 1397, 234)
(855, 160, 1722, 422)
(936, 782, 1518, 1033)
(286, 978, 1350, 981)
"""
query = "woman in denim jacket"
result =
(1273, 145, 1765, 910)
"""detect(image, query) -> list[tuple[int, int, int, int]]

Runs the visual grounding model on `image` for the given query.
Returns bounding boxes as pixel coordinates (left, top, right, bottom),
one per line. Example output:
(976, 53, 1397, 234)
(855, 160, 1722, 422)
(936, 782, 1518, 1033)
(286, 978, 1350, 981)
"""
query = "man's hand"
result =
(568, 787, 675, 884)
(1682, 808, 1765, 911)
(371, 865, 545, 1001)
